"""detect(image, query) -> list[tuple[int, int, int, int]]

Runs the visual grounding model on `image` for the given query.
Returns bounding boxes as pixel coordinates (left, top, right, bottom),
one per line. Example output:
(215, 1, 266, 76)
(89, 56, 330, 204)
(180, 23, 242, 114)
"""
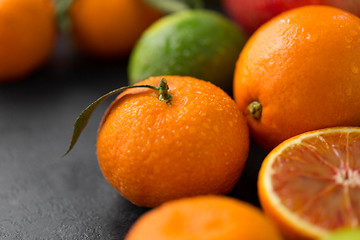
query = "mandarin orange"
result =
(96, 76, 249, 207)
(68, 0, 162, 58)
(0, 0, 56, 82)
(233, 5, 360, 150)
(125, 195, 283, 240)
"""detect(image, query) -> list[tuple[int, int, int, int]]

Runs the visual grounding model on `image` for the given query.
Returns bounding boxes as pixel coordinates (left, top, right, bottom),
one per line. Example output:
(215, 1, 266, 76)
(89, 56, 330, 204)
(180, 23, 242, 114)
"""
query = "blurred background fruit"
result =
(97, 76, 249, 207)
(128, 9, 247, 93)
(63, 0, 163, 59)
(0, 0, 56, 82)
(233, 5, 360, 150)
(222, 0, 360, 35)
(258, 127, 360, 239)
(125, 195, 283, 240)
(328, 0, 360, 16)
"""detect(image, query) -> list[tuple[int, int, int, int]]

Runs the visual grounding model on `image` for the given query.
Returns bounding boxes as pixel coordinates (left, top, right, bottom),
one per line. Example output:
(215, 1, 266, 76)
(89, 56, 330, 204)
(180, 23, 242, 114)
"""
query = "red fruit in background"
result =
(328, 0, 360, 16)
(222, 0, 360, 35)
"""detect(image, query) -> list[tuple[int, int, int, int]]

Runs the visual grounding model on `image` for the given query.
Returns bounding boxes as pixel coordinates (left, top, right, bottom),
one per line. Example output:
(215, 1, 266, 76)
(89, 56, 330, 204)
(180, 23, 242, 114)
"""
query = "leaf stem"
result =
(158, 78, 172, 102)
(247, 101, 262, 120)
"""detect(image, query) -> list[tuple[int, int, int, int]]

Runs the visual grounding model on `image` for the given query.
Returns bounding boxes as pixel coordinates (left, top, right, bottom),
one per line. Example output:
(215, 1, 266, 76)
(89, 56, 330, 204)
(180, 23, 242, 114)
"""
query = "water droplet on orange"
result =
(345, 36, 352, 43)
(350, 30, 358, 36)
(306, 33, 318, 42)
(351, 65, 359, 74)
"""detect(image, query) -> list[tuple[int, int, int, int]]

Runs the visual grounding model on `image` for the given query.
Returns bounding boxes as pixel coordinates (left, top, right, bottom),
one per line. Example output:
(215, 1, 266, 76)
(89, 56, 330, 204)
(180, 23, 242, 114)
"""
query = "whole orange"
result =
(68, 0, 162, 58)
(125, 195, 283, 240)
(0, 0, 56, 82)
(233, 5, 360, 150)
(96, 76, 249, 207)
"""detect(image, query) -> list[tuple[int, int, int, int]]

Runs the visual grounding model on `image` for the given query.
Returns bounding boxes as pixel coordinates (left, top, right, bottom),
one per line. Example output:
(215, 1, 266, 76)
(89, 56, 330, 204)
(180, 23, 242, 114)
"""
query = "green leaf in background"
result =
(54, 0, 73, 33)
(187, 0, 204, 9)
(143, 0, 203, 14)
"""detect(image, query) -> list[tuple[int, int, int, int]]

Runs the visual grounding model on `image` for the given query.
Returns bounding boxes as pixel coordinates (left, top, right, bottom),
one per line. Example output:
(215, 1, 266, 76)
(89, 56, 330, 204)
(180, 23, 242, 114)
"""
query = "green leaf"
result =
(187, 0, 204, 9)
(54, 0, 73, 33)
(63, 84, 158, 156)
(143, 0, 191, 13)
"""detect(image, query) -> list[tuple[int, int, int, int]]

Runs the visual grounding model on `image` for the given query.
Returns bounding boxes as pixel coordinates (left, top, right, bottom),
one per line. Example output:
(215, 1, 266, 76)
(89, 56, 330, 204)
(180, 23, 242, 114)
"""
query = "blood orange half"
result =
(258, 127, 360, 240)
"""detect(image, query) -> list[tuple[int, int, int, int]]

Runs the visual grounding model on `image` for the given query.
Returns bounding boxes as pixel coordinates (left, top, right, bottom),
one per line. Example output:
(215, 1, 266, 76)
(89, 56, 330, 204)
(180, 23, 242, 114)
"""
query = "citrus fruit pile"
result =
(233, 5, 360, 239)
(0, 0, 247, 88)
(61, 2, 360, 240)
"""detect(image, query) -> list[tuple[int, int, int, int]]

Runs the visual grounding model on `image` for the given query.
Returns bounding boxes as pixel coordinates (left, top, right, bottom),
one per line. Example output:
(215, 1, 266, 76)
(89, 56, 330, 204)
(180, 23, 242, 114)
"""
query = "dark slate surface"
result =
(0, 13, 268, 240)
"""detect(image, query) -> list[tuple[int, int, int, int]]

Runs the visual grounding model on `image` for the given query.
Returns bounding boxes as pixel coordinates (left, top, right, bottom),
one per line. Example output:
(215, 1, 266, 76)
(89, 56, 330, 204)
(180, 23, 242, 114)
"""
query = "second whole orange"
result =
(233, 5, 360, 150)
(96, 76, 249, 207)
(68, 0, 162, 58)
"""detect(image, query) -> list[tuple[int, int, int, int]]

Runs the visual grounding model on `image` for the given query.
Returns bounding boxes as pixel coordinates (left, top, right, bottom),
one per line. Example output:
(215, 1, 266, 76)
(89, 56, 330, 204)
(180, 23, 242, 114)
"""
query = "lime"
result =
(128, 9, 247, 92)
(321, 229, 360, 240)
